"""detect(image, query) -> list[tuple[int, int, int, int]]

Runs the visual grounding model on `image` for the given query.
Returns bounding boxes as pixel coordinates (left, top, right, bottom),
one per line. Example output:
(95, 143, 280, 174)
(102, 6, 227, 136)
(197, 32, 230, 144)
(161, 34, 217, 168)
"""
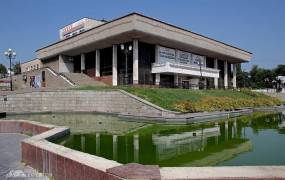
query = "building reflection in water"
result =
(62, 113, 285, 166)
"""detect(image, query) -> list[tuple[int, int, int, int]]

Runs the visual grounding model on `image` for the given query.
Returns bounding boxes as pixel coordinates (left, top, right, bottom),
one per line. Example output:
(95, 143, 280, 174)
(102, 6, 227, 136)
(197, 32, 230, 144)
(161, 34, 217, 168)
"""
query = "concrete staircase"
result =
(60, 73, 106, 86)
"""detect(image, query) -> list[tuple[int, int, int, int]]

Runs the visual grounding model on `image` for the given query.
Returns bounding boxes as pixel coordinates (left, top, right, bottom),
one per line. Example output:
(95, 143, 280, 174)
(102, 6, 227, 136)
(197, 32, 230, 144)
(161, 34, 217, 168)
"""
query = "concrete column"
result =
(155, 45, 159, 63)
(133, 39, 139, 84)
(155, 73, 160, 86)
(96, 49, 100, 77)
(214, 58, 218, 89)
(233, 64, 237, 88)
(81, 53, 85, 72)
(58, 54, 74, 73)
(112, 45, 118, 86)
(133, 134, 139, 162)
(224, 60, 228, 88)
(113, 135, 118, 161)
(174, 74, 179, 87)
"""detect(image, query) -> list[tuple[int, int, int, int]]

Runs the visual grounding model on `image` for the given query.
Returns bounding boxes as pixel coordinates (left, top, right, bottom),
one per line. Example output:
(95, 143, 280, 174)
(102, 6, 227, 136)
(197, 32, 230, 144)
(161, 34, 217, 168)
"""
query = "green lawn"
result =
(73, 85, 283, 112)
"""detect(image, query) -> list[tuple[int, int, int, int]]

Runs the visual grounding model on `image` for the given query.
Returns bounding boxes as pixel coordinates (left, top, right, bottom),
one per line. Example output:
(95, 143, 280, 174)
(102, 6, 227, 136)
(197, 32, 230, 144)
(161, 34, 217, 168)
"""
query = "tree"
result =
(249, 65, 276, 89)
(11, 61, 21, 75)
(274, 65, 285, 76)
(236, 64, 251, 88)
(0, 64, 7, 78)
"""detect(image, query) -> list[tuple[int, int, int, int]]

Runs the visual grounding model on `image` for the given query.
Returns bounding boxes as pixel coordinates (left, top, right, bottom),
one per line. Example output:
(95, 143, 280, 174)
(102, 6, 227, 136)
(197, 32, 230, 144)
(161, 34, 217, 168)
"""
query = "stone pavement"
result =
(264, 92, 285, 102)
(0, 133, 48, 180)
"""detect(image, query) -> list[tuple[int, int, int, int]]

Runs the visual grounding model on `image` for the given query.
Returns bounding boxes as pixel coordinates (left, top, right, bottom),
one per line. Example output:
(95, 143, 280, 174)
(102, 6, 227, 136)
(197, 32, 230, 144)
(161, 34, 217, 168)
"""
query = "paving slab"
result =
(0, 133, 48, 180)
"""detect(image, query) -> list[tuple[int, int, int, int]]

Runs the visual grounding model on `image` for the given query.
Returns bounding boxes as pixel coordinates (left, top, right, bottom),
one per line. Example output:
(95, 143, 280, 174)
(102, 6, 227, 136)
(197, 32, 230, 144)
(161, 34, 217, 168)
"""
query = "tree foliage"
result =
(237, 64, 285, 89)
(12, 61, 21, 75)
(0, 64, 7, 75)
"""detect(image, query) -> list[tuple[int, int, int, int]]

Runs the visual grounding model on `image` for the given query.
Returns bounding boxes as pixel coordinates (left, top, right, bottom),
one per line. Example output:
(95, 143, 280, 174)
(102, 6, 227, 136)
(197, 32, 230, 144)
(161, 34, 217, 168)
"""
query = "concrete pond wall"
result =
(1, 120, 285, 179)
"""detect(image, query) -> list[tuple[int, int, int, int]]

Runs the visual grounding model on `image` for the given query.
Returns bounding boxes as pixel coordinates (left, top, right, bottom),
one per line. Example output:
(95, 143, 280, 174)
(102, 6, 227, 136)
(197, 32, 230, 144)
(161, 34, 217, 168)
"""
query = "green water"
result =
(5, 112, 285, 167)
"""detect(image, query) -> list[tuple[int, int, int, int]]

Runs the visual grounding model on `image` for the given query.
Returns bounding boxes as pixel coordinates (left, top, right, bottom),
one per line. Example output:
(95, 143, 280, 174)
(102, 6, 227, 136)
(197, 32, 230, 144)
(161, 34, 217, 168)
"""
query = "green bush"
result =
(173, 96, 282, 112)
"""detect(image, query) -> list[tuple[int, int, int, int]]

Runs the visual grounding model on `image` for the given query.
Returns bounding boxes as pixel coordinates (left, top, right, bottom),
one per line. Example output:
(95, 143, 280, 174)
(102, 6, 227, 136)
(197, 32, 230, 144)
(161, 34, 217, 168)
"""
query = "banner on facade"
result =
(177, 50, 192, 64)
(157, 45, 205, 66)
(158, 46, 176, 63)
(192, 54, 206, 66)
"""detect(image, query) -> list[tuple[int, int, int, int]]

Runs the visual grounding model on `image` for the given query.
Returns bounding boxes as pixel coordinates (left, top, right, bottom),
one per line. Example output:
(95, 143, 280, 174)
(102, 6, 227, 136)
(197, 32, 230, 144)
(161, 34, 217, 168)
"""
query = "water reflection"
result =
(5, 112, 285, 166)
(57, 113, 285, 166)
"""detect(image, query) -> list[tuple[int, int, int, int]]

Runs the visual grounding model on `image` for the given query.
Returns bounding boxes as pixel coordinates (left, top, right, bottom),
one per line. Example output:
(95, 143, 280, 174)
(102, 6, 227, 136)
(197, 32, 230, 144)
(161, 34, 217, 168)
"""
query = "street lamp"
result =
(194, 57, 204, 89)
(4, 48, 16, 91)
(264, 77, 270, 92)
(120, 44, 132, 85)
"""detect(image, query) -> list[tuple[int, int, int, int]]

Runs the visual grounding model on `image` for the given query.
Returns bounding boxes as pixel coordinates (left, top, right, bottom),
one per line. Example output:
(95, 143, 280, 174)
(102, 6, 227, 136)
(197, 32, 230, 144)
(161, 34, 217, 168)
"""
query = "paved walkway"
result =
(264, 92, 285, 102)
(0, 133, 48, 180)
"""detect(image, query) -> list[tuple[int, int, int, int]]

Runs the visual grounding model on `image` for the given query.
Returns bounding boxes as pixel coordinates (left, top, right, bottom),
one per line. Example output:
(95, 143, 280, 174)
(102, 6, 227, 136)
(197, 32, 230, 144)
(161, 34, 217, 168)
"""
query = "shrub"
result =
(173, 96, 282, 113)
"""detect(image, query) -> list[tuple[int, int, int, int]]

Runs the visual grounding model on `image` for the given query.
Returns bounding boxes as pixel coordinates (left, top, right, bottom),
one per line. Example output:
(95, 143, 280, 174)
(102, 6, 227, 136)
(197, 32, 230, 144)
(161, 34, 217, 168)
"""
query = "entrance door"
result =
(182, 80, 190, 89)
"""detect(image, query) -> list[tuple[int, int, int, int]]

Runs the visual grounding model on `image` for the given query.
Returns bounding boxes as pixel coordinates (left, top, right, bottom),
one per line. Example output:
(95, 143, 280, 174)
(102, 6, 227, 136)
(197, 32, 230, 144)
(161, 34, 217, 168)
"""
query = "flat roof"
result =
(21, 58, 39, 65)
(36, 12, 252, 55)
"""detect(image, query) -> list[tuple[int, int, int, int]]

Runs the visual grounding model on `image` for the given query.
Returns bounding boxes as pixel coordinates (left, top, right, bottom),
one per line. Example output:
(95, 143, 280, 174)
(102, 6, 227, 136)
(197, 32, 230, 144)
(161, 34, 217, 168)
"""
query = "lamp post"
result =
(194, 57, 204, 89)
(264, 77, 270, 92)
(4, 48, 16, 91)
(120, 44, 132, 85)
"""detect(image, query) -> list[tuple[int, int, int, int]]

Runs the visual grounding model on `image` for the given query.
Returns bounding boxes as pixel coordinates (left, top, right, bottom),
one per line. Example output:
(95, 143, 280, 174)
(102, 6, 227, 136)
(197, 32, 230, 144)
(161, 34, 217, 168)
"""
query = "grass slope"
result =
(73, 85, 283, 112)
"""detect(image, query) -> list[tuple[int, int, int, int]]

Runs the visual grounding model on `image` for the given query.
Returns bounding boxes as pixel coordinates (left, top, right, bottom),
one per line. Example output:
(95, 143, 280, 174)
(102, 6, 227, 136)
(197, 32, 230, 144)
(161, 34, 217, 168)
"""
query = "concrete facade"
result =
(12, 67, 72, 90)
(21, 59, 43, 73)
(34, 13, 252, 89)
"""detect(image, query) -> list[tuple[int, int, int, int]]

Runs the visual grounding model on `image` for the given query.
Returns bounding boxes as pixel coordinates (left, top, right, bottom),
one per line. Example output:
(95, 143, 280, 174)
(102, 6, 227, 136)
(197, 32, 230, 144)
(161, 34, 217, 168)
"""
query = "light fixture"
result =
(4, 48, 16, 91)
(120, 44, 124, 50)
(128, 45, 132, 51)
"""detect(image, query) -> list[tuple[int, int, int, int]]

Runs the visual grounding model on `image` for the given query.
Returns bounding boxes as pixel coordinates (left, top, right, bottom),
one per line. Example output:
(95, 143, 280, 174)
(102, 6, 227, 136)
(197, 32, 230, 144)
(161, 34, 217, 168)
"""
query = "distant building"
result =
(33, 12, 252, 88)
(20, 59, 42, 73)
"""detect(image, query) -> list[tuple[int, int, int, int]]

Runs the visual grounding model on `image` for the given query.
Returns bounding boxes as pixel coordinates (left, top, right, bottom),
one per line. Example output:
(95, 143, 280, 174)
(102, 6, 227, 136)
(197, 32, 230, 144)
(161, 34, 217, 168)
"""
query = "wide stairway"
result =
(60, 73, 106, 86)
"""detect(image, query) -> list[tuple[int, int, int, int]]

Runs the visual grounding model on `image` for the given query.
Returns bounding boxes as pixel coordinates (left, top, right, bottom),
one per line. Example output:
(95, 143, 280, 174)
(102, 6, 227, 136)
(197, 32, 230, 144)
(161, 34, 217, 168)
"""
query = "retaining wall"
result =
(0, 90, 163, 117)
(0, 120, 161, 180)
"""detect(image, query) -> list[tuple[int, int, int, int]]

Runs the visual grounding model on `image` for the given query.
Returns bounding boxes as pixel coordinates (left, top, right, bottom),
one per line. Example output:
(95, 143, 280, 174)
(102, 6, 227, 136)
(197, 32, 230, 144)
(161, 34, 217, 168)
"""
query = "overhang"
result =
(36, 13, 252, 63)
(152, 62, 220, 78)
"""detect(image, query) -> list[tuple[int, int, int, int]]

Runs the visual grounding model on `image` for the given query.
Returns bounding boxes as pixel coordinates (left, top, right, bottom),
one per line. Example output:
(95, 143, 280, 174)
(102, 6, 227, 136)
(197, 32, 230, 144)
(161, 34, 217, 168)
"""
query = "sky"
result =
(0, 0, 284, 71)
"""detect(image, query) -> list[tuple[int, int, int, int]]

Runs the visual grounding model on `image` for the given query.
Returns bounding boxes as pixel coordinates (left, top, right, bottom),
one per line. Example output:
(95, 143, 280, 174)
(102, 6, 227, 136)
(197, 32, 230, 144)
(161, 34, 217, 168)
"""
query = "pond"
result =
(4, 112, 285, 167)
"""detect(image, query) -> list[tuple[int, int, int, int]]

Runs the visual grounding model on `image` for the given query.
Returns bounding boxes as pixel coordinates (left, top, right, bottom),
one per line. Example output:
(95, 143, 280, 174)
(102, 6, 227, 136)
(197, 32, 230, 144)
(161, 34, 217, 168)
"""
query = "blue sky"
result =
(0, 0, 284, 71)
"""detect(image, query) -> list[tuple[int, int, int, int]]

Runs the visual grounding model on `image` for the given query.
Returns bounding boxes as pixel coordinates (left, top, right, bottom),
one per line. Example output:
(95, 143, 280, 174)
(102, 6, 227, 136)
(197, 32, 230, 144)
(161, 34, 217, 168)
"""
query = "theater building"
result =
(36, 12, 252, 88)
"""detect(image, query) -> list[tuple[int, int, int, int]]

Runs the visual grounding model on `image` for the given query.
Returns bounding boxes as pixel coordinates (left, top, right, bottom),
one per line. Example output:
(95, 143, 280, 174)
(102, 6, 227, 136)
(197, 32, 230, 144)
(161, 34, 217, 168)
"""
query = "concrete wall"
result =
(0, 120, 123, 180)
(12, 68, 72, 90)
(58, 55, 74, 73)
(21, 59, 43, 73)
(42, 56, 59, 72)
(0, 90, 163, 117)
